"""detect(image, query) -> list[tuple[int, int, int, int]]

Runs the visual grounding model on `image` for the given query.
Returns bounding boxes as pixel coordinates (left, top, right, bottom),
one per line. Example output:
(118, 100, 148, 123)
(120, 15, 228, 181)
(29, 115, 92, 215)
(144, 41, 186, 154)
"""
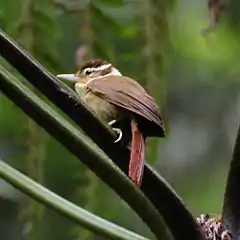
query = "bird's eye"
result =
(85, 69, 92, 75)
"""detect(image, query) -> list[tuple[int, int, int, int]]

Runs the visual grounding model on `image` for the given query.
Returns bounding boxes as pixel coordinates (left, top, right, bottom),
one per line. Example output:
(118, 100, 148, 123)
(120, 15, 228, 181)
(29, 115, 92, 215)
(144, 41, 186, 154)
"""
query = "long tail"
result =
(128, 119, 145, 187)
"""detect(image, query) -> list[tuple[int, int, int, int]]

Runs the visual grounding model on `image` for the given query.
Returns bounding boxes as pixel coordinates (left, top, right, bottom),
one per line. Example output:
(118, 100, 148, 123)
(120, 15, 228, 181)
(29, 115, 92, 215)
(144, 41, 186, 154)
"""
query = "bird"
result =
(56, 59, 165, 187)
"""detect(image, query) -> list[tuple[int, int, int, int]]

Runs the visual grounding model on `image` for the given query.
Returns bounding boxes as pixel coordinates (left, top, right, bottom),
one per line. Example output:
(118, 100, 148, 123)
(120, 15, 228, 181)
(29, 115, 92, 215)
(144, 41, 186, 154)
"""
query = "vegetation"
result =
(1, 0, 240, 239)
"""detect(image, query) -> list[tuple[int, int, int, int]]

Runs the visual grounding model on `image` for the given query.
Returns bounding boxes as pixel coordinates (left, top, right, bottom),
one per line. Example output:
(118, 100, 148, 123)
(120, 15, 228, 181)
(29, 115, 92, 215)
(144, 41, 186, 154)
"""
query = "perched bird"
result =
(56, 59, 165, 187)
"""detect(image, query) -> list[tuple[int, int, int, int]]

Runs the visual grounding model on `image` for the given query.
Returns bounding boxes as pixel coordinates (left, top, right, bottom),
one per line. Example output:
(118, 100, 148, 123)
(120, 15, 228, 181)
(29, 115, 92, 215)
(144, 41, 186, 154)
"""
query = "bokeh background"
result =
(0, 0, 240, 239)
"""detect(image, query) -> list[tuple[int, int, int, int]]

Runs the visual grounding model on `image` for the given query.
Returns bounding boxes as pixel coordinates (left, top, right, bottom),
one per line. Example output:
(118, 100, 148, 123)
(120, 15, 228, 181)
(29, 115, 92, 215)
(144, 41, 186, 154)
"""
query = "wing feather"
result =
(87, 76, 164, 128)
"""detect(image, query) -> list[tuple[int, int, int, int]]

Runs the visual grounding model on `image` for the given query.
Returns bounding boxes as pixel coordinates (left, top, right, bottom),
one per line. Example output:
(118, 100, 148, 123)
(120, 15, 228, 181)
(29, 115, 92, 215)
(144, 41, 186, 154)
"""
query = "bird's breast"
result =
(75, 82, 118, 123)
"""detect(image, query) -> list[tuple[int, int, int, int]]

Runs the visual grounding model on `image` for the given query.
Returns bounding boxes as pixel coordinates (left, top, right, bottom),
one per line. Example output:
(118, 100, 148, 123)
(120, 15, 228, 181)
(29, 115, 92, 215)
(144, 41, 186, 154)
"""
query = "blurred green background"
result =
(0, 0, 240, 239)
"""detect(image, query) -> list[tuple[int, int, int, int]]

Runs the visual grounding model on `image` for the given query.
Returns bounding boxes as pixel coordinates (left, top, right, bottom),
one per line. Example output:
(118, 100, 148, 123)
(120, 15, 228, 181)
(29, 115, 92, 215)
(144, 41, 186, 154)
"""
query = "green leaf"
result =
(0, 159, 149, 240)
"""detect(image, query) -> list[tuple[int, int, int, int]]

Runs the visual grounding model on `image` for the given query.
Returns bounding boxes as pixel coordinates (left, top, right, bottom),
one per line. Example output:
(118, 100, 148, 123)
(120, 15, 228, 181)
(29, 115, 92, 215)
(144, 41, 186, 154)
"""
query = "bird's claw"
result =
(112, 128, 122, 143)
(108, 120, 122, 143)
(108, 120, 117, 126)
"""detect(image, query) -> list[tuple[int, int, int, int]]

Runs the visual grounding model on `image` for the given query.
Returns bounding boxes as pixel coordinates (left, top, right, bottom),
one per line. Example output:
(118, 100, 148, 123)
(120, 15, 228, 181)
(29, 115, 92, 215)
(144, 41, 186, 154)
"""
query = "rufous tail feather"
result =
(128, 119, 145, 187)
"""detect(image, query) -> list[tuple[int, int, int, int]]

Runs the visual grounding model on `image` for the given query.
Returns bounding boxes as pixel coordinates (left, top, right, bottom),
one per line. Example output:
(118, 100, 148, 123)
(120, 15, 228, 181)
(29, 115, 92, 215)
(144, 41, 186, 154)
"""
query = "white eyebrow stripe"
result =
(85, 64, 112, 72)
(87, 68, 122, 83)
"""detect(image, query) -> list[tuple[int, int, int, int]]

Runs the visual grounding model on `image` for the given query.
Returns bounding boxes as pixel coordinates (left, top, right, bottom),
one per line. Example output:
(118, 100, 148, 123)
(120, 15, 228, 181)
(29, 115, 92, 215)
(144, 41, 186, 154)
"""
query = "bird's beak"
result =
(56, 74, 79, 82)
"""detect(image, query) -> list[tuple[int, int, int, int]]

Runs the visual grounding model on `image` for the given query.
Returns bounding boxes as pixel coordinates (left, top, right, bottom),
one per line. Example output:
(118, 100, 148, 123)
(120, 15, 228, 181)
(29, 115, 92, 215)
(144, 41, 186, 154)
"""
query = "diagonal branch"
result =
(0, 65, 173, 240)
(222, 123, 240, 239)
(0, 29, 204, 240)
(0, 159, 149, 240)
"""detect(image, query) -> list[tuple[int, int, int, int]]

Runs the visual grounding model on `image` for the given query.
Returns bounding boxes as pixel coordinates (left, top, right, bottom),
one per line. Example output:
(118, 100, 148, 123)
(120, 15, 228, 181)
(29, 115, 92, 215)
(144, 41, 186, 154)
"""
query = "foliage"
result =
(1, 0, 240, 239)
(0, 159, 150, 240)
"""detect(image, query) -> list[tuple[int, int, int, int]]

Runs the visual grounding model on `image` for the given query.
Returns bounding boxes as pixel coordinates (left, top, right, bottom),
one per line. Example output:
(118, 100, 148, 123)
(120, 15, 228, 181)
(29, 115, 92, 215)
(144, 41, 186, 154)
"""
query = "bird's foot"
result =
(112, 128, 122, 143)
(108, 120, 122, 143)
(108, 120, 117, 126)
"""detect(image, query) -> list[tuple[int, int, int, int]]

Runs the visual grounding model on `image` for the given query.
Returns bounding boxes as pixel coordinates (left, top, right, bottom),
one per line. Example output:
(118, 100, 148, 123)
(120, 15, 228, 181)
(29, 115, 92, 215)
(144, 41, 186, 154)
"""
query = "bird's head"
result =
(56, 59, 122, 84)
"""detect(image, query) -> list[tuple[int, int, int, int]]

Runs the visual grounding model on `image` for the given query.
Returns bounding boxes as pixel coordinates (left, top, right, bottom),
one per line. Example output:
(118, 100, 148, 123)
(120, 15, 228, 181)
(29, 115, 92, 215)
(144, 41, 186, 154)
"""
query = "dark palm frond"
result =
(0, 29, 205, 240)
(222, 123, 240, 239)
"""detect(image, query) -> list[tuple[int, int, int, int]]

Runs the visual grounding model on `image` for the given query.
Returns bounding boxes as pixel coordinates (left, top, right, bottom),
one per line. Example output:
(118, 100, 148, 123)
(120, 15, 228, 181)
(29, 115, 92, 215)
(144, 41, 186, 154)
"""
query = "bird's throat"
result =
(75, 82, 86, 98)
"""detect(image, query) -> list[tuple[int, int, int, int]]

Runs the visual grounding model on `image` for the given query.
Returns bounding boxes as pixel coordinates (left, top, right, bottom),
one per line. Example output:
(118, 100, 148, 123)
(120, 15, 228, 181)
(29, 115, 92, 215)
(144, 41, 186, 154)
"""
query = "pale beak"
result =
(56, 74, 78, 82)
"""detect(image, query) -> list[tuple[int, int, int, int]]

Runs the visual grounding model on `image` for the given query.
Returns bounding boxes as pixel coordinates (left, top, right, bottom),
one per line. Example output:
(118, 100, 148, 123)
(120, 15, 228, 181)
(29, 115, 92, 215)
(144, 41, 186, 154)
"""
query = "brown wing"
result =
(87, 75, 164, 129)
